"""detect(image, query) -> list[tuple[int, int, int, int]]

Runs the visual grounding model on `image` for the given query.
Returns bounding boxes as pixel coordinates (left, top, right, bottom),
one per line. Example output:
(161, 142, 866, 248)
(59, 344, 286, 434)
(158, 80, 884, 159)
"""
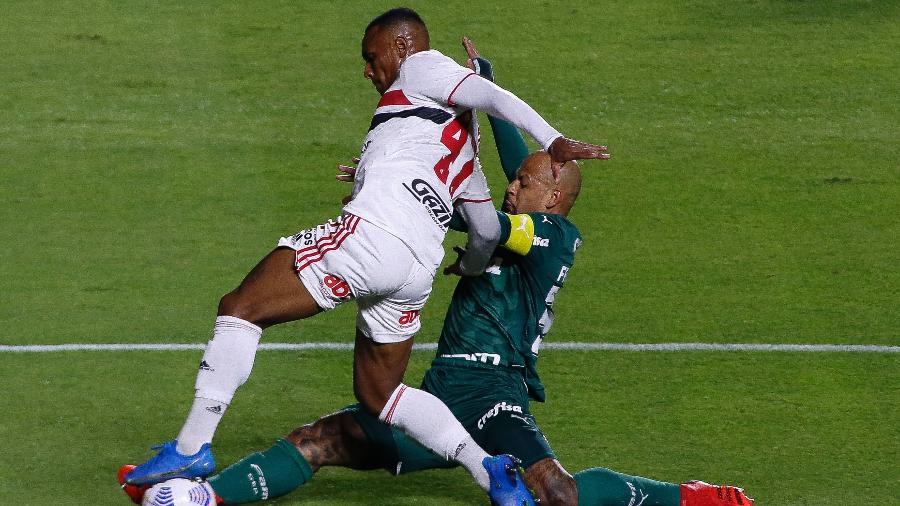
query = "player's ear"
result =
(394, 35, 409, 59)
(546, 189, 562, 210)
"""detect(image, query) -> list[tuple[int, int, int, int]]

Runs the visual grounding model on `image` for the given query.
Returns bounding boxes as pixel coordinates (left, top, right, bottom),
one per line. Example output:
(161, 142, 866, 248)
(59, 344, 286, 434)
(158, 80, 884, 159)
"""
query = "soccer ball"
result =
(141, 478, 216, 506)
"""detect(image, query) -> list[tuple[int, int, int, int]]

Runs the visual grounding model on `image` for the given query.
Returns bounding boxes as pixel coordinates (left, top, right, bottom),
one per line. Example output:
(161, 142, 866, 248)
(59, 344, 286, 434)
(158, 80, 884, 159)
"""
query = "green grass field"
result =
(1, 1, 898, 504)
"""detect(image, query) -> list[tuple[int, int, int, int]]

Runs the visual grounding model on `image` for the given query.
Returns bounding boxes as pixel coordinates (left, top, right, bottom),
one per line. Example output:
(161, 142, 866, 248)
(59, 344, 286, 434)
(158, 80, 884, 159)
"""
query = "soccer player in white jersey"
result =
(125, 8, 609, 505)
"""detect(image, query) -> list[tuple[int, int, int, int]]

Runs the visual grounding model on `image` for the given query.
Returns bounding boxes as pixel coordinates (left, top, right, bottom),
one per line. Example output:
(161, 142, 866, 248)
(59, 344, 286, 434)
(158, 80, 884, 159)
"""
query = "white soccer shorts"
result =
(277, 213, 434, 343)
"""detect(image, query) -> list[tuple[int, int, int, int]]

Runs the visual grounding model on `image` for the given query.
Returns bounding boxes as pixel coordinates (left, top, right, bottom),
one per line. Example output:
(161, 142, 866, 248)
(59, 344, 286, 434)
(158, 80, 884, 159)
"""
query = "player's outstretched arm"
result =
(462, 37, 529, 183)
(447, 68, 609, 170)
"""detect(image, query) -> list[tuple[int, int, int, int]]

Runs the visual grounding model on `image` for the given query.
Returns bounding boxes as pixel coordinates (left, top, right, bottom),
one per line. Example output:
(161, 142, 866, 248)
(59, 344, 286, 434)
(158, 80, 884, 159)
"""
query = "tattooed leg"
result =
(286, 409, 383, 471)
(207, 410, 380, 503)
(524, 458, 579, 506)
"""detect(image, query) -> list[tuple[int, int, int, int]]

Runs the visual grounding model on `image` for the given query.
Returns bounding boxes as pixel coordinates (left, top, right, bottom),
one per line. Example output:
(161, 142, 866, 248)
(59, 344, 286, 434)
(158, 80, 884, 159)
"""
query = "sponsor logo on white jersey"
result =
(402, 178, 452, 230)
(477, 401, 524, 429)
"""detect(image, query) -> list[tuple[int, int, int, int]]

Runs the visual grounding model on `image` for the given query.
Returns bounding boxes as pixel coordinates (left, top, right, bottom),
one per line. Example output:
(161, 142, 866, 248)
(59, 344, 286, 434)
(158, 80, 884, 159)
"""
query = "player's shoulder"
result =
(527, 213, 582, 251)
(396, 49, 474, 102)
(407, 49, 455, 65)
(528, 213, 580, 235)
(401, 49, 467, 75)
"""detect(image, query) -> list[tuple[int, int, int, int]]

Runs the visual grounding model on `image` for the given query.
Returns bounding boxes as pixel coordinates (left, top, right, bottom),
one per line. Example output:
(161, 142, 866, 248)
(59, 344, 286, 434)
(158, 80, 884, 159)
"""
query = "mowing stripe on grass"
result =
(1, 342, 897, 353)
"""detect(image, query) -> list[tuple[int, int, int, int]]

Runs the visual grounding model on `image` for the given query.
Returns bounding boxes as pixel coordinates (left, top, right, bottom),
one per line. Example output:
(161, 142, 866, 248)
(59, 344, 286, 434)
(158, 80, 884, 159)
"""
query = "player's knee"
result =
(218, 289, 257, 322)
(353, 382, 391, 417)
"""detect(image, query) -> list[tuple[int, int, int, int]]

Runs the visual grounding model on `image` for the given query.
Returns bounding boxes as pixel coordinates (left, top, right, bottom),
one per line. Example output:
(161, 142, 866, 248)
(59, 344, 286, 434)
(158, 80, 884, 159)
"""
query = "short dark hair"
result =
(366, 7, 427, 33)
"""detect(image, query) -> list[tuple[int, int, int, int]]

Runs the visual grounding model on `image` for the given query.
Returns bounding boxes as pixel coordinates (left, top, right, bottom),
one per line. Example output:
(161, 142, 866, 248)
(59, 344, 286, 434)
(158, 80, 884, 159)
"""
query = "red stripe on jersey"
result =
(378, 89, 413, 107)
(446, 73, 477, 106)
(383, 384, 408, 424)
(448, 158, 474, 196)
(295, 215, 361, 272)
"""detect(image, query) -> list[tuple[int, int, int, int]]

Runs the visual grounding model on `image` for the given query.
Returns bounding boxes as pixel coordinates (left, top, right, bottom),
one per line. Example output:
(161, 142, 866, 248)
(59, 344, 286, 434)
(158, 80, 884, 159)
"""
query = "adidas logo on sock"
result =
(199, 360, 213, 371)
(453, 442, 467, 460)
(206, 405, 223, 415)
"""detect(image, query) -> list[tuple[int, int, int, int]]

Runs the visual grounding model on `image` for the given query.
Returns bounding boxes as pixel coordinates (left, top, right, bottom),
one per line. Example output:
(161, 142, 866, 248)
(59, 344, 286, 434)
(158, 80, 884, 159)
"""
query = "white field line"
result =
(1, 342, 898, 353)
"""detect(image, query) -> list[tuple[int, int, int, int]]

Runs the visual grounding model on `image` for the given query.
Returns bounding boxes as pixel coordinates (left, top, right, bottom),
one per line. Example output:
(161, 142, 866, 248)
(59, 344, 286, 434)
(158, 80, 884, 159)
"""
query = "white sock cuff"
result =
(215, 315, 262, 335)
(378, 383, 409, 424)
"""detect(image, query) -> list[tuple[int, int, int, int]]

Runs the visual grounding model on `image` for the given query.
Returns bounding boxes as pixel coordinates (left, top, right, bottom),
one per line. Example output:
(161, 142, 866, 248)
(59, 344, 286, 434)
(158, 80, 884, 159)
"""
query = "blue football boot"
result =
(483, 454, 536, 506)
(124, 440, 215, 486)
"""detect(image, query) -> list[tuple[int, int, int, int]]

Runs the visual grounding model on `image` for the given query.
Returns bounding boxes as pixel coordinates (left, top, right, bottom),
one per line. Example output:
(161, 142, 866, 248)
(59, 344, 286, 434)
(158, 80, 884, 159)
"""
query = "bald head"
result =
(503, 152, 582, 217)
(555, 159, 582, 215)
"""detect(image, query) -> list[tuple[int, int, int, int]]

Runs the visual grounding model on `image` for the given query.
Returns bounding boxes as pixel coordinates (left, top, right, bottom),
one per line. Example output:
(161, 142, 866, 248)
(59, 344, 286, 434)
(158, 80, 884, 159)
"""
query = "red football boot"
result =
(117, 464, 149, 505)
(681, 480, 754, 506)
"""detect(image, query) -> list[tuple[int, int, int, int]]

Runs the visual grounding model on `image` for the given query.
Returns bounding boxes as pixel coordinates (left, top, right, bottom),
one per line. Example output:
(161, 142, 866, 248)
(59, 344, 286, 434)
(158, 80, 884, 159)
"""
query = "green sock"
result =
(207, 438, 314, 504)
(574, 467, 681, 506)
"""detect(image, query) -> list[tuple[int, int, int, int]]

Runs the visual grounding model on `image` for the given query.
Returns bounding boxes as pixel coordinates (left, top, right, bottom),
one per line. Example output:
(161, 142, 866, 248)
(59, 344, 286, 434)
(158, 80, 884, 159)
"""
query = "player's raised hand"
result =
(461, 36, 494, 81)
(548, 137, 610, 180)
(462, 36, 480, 70)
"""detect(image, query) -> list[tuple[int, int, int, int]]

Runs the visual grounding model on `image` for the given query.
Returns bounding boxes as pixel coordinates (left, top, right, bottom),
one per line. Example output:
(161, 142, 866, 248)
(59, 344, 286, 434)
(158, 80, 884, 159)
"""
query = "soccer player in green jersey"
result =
(121, 39, 753, 506)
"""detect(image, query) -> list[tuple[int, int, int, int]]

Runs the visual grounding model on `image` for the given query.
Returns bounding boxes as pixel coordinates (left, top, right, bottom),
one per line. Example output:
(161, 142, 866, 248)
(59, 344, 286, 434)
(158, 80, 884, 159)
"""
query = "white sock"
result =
(176, 397, 225, 455)
(380, 384, 490, 491)
(176, 316, 261, 455)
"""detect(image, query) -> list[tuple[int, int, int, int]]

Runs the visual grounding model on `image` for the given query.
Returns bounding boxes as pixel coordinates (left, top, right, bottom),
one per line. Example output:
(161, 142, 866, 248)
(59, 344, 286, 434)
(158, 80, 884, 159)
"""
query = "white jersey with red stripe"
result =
(343, 49, 491, 271)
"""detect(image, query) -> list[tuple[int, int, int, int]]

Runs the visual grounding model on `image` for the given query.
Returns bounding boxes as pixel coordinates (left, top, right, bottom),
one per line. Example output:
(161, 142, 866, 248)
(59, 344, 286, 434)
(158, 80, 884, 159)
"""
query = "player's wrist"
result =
(542, 133, 564, 152)
(472, 57, 494, 82)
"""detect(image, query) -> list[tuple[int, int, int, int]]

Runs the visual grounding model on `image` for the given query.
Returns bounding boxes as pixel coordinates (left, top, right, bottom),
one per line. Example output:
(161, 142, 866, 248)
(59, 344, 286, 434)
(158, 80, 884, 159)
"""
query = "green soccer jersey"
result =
(435, 211, 582, 402)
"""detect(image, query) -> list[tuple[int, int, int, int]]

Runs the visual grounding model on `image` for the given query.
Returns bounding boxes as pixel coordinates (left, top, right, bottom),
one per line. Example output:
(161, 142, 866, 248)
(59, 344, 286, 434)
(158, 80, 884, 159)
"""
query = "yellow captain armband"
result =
(502, 213, 535, 255)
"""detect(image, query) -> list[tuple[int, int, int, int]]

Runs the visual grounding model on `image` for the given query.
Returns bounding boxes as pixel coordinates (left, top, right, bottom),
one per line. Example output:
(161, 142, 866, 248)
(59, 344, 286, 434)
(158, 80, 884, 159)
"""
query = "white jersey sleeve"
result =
(447, 73, 562, 151)
(454, 157, 491, 203)
(398, 50, 475, 103)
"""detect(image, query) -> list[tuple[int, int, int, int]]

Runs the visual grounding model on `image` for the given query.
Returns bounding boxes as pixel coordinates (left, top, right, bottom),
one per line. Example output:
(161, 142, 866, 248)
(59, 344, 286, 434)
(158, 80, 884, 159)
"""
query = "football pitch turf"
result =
(1, 1, 898, 505)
